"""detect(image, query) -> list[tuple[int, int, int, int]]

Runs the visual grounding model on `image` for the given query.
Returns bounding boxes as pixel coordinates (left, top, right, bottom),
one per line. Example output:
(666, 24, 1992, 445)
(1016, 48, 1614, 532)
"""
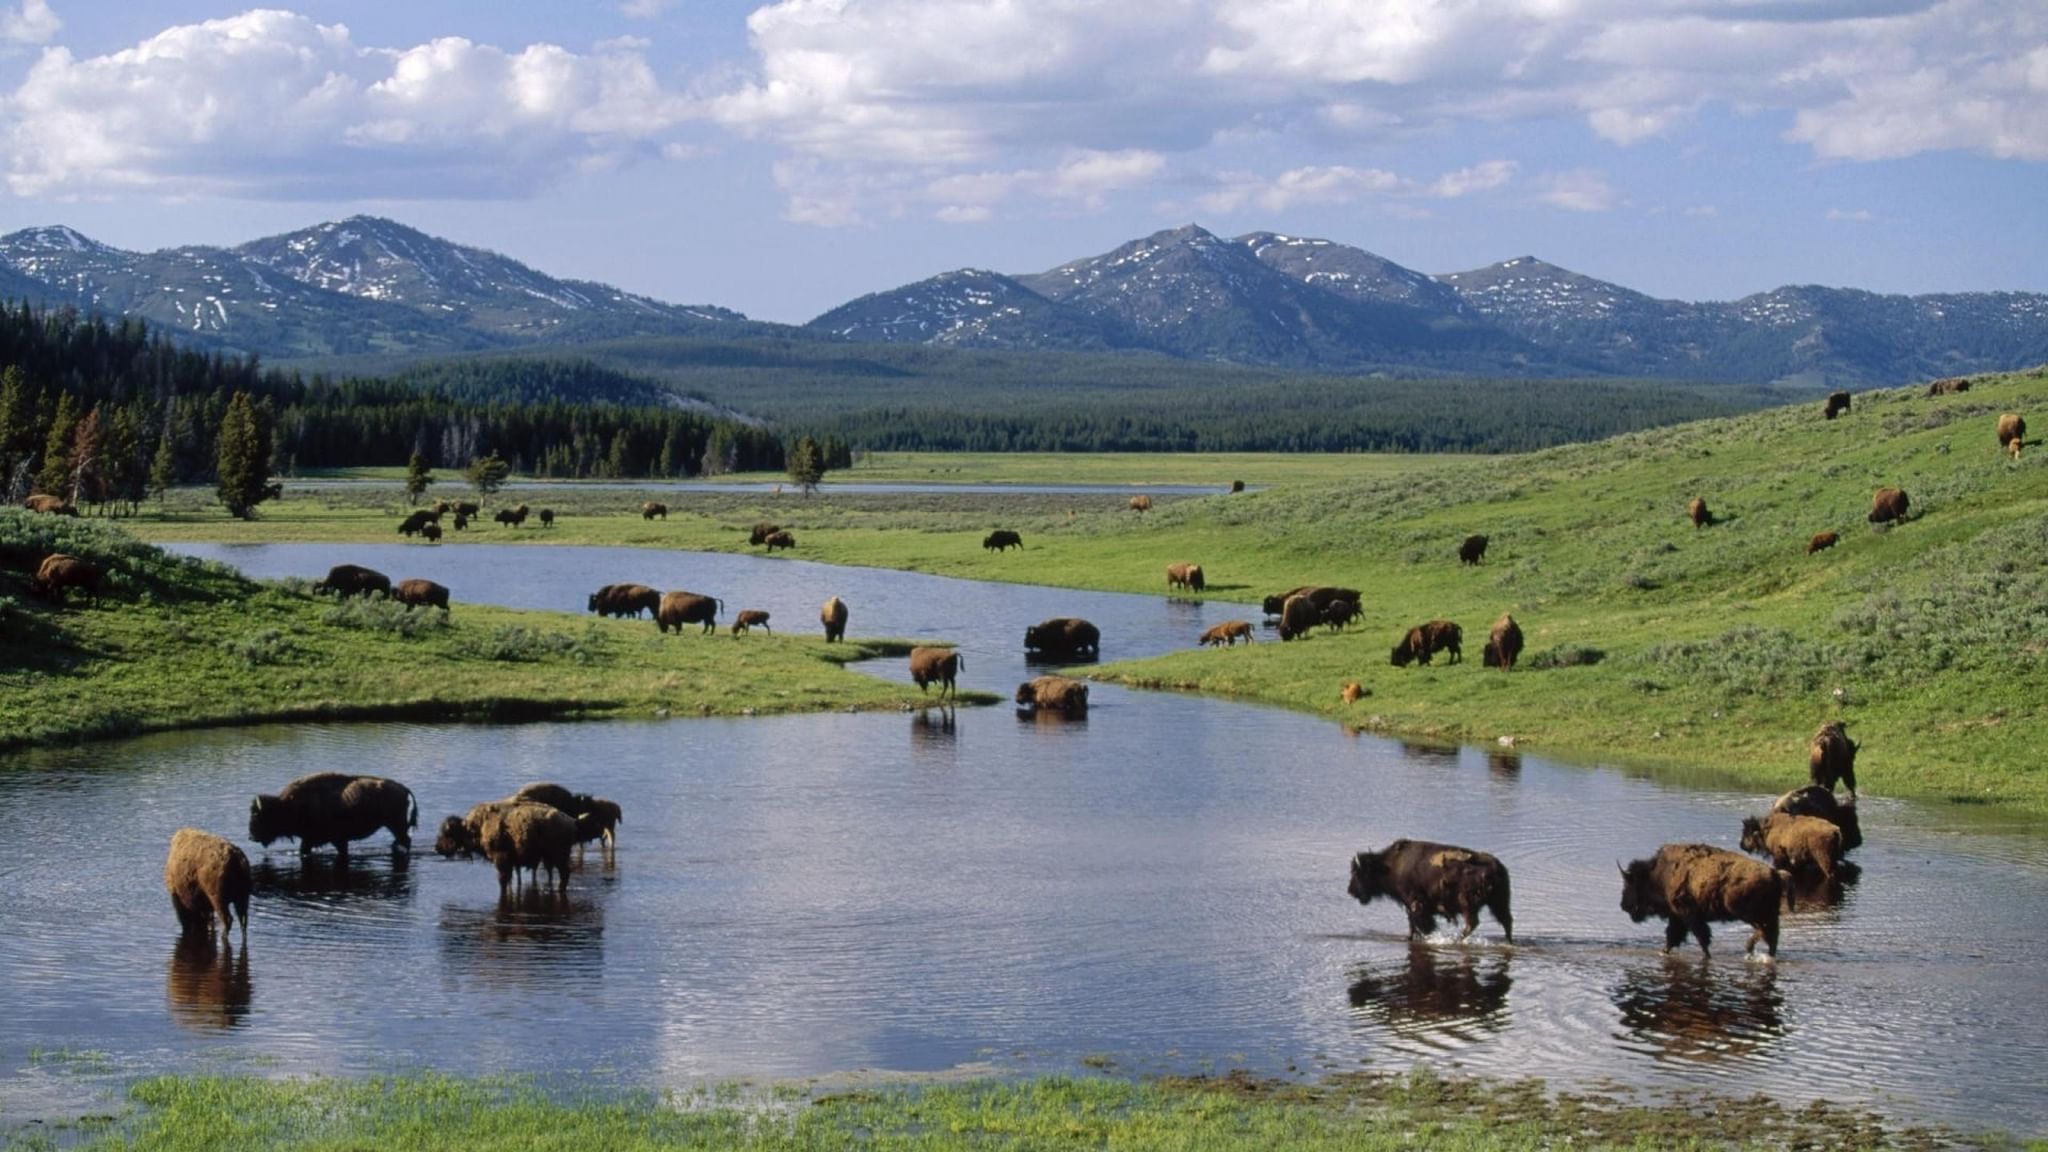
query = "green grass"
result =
(0, 512, 988, 751)
(7, 1068, 1994, 1151)
(790, 451, 1468, 487)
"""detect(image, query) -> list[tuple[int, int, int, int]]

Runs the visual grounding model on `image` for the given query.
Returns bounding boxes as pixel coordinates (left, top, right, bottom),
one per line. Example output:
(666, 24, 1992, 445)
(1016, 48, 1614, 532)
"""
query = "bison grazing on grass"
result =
(1016, 675, 1088, 714)
(1459, 534, 1489, 565)
(314, 564, 391, 600)
(1262, 585, 1362, 618)
(657, 591, 722, 635)
(1806, 531, 1838, 555)
(983, 530, 1023, 552)
(1740, 813, 1843, 883)
(1481, 614, 1523, 671)
(436, 801, 577, 895)
(1619, 843, 1786, 959)
(165, 829, 252, 943)
(749, 522, 782, 546)
(1277, 594, 1319, 642)
(1199, 620, 1255, 647)
(909, 647, 964, 699)
(1348, 840, 1514, 944)
(250, 772, 417, 861)
(1823, 390, 1852, 419)
(1998, 413, 2026, 452)
(588, 583, 661, 619)
(1808, 720, 1858, 798)
(1772, 785, 1863, 853)
(642, 501, 668, 521)
(1688, 497, 1711, 529)
(23, 494, 77, 515)
(1025, 617, 1100, 660)
(1166, 562, 1206, 593)
(1868, 487, 1909, 525)
(397, 510, 438, 537)
(29, 554, 103, 605)
(454, 501, 480, 518)
(731, 609, 772, 635)
(821, 596, 848, 642)
(393, 578, 450, 611)
(1927, 376, 1970, 396)
(764, 530, 796, 551)
(1392, 620, 1463, 667)
(1128, 494, 1152, 513)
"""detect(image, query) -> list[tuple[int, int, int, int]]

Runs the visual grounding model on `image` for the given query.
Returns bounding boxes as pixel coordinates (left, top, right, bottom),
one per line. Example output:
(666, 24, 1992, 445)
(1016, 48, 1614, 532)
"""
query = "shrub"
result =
(320, 597, 449, 639)
(484, 625, 604, 664)
(1526, 644, 1605, 669)
(223, 628, 299, 667)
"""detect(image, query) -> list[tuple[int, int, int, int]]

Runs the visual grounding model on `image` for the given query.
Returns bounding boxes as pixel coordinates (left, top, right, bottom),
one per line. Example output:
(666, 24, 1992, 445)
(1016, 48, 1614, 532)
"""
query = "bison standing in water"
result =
(435, 800, 577, 895)
(1618, 843, 1785, 959)
(1198, 620, 1254, 647)
(1740, 813, 1843, 883)
(165, 829, 252, 943)
(1481, 614, 1523, 671)
(1348, 840, 1514, 944)
(821, 596, 848, 642)
(1025, 617, 1100, 660)
(1808, 720, 1858, 798)
(1459, 534, 1489, 565)
(909, 647, 964, 699)
(1868, 487, 1909, 525)
(1015, 675, 1088, 715)
(249, 773, 417, 861)
(1772, 785, 1863, 853)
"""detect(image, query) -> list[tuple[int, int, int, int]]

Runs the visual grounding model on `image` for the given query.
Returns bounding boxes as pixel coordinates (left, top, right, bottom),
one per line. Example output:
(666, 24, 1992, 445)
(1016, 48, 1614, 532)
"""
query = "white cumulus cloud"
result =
(1196, 159, 1516, 214)
(1538, 169, 1617, 212)
(1, 0, 58, 46)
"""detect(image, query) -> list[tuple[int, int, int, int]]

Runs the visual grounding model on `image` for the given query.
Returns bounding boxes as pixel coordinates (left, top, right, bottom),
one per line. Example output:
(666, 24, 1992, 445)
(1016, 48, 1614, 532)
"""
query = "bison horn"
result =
(1616, 861, 1627, 879)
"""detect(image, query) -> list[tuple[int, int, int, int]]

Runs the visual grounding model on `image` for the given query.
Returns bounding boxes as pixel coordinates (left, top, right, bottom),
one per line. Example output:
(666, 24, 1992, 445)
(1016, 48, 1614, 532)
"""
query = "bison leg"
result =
(1689, 918, 1714, 957)
(1488, 894, 1514, 945)
(172, 895, 202, 934)
(1405, 904, 1439, 939)
(1841, 765, 1857, 800)
(1455, 907, 1482, 943)
(1747, 921, 1778, 959)
(496, 859, 515, 896)
(1661, 918, 1689, 953)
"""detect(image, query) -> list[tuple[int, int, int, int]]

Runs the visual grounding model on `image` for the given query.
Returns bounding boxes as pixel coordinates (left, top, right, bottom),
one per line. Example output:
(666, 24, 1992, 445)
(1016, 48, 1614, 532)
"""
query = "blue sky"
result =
(1, 0, 2044, 323)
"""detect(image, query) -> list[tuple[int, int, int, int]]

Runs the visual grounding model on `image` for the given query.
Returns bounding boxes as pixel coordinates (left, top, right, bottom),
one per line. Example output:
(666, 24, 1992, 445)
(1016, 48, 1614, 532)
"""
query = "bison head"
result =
(1618, 860, 1657, 922)
(434, 815, 480, 858)
(1023, 625, 1041, 649)
(248, 794, 290, 846)
(1014, 682, 1038, 706)
(1738, 817, 1768, 857)
(587, 592, 602, 613)
(1262, 595, 1287, 616)
(1348, 852, 1391, 906)
(1390, 641, 1416, 667)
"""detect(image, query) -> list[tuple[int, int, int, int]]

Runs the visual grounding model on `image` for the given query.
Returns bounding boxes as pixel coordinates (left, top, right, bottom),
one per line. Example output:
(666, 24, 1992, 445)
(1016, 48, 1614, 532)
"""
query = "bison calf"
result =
(1740, 812, 1843, 883)
(1199, 620, 1254, 647)
(1806, 531, 1838, 555)
(165, 829, 252, 943)
(1772, 785, 1863, 853)
(1348, 840, 1513, 944)
(1619, 843, 1784, 959)
(731, 609, 772, 635)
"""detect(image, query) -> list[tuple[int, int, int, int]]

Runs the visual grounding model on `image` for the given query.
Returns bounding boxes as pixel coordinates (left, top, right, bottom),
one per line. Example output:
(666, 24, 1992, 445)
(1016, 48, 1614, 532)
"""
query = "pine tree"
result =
(465, 450, 509, 502)
(404, 449, 434, 506)
(149, 423, 177, 509)
(0, 365, 35, 501)
(786, 435, 826, 496)
(104, 404, 145, 515)
(35, 391, 76, 498)
(66, 404, 105, 511)
(215, 391, 274, 519)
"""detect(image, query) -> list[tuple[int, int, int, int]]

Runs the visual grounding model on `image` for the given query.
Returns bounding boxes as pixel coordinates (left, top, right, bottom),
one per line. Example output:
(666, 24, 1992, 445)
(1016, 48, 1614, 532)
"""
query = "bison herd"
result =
(391, 500, 552, 542)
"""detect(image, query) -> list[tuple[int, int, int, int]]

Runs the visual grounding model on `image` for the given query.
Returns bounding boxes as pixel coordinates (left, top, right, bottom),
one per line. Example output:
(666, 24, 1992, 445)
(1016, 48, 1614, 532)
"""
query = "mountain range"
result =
(4, 217, 2046, 387)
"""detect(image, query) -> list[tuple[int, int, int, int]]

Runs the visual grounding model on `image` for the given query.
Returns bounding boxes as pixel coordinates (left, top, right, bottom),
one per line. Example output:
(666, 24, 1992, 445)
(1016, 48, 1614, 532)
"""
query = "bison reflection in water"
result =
(253, 854, 414, 906)
(1346, 944, 1512, 1043)
(1486, 750, 1522, 778)
(1611, 957, 1784, 1066)
(165, 934, 252, 1032)
(910, 707, 957, 749)
(437, 889, 605, 993)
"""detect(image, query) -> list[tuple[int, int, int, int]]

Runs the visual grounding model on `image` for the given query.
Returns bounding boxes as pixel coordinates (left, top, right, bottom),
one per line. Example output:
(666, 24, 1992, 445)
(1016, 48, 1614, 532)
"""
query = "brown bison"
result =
(1927, 376, 1970, 396)
(1619, 843, 1785, 958)
(454, 501, 480, 517)
(1277, 594, 1319, 641)
(452, 512, 469, 531)
(1772, 785, 1863, 853)
(29, 553, 103, 605)
(1199, 620, 1255, 647)
(657, 590, 722, 635)
(23, 493, 77, 515)
(1128, 494, 1152, 513)
(1688, 496, 1711, 529)
(510, 783, 623, 850)
(1997, 413, 2025, 451)
(1392, 620, 1463, 667)
(983, 530, 1023, 552)
(1321, 598, 1359, 632)
(1823, 390, 1851, 419)
(1262, 585, 1361, 617)
(588, 583, 662, 619)
(1867, 487, 1909, 525)
(1340, 681, 1365, 704)
(1016, 674, 1088, 714)
(493, 505, 529, 527)
(1808, 720, 1858, 798)
(730, 609, 772, 635)
(1230, 480, 1246, 493)
(1025, 617, 1100, 660)
(1806, 531, 1838, 555)
(1166, 562, 1205, 593)
(1458, 534, 1488, 565)
(313, 564, 390, 600)
(397, 509, 438, 537)
(642, 501, 668, 520)
(538, 508, 555, 528)
(764, 530, 796, 551)
(1481, 614, 1522, 671)
(821, 596, 848, 642)
(749, 522, 782, 546)
(165, 828, 252, 943)
(393, 578, 450, 611)
(1740, 813, 1843, 883)
(435, 800, 577, 895)
(2013, 438, 2026, 462)
(421, 522, 442, 543)
(249, 772, 417, 860)
(1348, 840, 1514, 944)
(909, 647, 964, 699)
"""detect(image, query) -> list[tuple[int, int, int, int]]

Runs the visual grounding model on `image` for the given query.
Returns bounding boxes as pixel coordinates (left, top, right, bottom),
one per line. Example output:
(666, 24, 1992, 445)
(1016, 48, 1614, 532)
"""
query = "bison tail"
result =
(407, 792, 419, 831)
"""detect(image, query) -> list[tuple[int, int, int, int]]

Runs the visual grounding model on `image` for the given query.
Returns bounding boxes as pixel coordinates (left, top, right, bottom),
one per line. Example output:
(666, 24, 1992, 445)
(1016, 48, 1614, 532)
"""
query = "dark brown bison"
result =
(313, 564, 390, 600)
(1771, 785, 1863, 853)
(588, 583, 661, 619)
(1230, 480, 1246, 493)
(749, 522, 782, 546)
(538, 508, 555, 528)
(1688, 496, 1711, 529)
(165, 828, 252, 943)
(1262, 585, 1361, 617)
(1348, 839, 1514, 944)
(435, 800, 576, 895)
(29, 553, 103, 605)
(1198, 620, 1254, 647)
(510, 783, 622, 850)
(730, 609, 771, 635)
(452, 512, 469, 531)
(1481, 613, 1523, 671)
(397, 509, 438, 537)
(821, 595, 848, 642)
(1740, 813, 1842, 883)
(1392, 620, 1463, 666)
(1025, 617, 1100, 660)
(454, 501, 480, 517)
(23, 493, 77, 515)
(983, 530, 1023, 552)
(1618, 843, 1785, 958)
(433, 500, 453, 515)
(1997, 413, 2025, 450)
(1808, 720, 1858, 798)
(1458, 534, 1488, 565)
(493, 505, 529, 527)
(642, 501, 668, 520)
(1166, 562, 1205, 593)
(1277, 594, 1319, 641)
(249, 772, 417, 860)
(657, 590, 722, 635)
(421, 522, 442, 543)
(1806, 530, 1838, 555)
(1823, 390, 1851, 419)
(909, 646, 964, 699)
(1321, 598, 1359, 632)
(764, 530, 795, 551)
(1927, 376, 1970, 396)
(1016, 674, 1088, 714)
(1867, 487, 1909, 525)
(393, 578, 450, 611)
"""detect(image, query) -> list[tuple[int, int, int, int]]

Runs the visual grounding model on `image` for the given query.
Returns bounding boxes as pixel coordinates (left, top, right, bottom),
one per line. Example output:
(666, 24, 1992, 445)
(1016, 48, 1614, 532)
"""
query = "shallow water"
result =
(2, 543, 2043, 1135)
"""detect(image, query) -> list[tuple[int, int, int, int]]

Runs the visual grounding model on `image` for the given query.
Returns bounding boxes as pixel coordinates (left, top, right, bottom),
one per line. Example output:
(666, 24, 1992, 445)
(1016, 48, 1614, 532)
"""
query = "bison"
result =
(588, 583, 662, 619)
(1771, 785, 1863, 853)
(730, 609, 772, 635)
(397, 509, 438, 537)
(1340, 681, 1365, 704)
(452, 512, 469, 531)
(821, 596, 848, 643)
(1321, 598, 1359, 632)
(509, 783, 623, 850)
(249, 772, 417, 861)
(1128, 494, 1152, 513)
(29, 553, 103, 605)
(657, 590, 722, 635)
(421, 522, 442, 543)
(1688, 497, 1711, 529)
(1927, 376, 1970, 396)
(1016, 674, 1088, 714)
(1618, 842, 1785, 958)
(313, 564, 390, 600)
(1262, 585, 1361, 617)
(1868, 487, 1909, 525)
(1823, 390, 1851, 419)
(1808, 720, 1858, 798)
(1806, 531, 1838, 555)
(642, 501, 668, 520)
(909, 647, 964, 699)
(1998, 413, 2025, 451)
(493, 505, 528, 528)
(764, 530, 796, 551)
(165, 828, 252, 943)
(749, 522, 782, 546)
(23, 494, 77, 515)
(1025, 617, 1100, 660)
(393, 578, 450, 611)
(1459, 534, 1489, 565)
(1199, 620, 1255, 647)
(1166, 562, 1205, 593)
(1740, 813, 1843, 883)
(1481, 614, 1523, 671)
(983, 530, 1023, 552)
(1230, 480, 1246, 493)
(435, 800, 576, 895)
(1277, 594, 1319, 642)
(1392, 620, 1463, 667)
(454, 501, 480, 517)
(1348, 840, 1514, 944)
(539, 508, 555, 528)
